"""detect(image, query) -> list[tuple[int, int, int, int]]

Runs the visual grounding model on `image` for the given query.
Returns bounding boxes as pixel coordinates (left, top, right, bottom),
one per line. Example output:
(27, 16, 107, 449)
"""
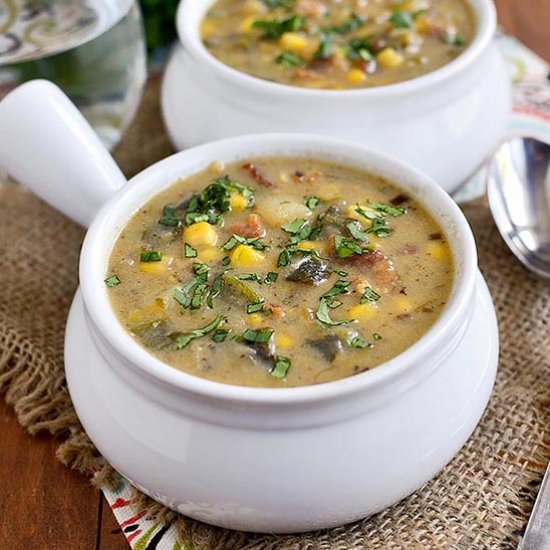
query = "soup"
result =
(105, 157, 453, 387)
(201, 0, 475, 89)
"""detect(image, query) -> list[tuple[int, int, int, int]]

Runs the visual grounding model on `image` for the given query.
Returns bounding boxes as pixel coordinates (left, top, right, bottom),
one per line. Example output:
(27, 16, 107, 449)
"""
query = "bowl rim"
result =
(79, 133, 478, 406)
(176, 0, 496, 99)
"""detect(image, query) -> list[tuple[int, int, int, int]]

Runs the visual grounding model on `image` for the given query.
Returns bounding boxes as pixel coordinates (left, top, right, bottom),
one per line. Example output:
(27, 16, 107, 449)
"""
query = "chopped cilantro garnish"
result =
(322, 279, 350, 299)
(366, 218, 392, 238)
(360, 286, 381, 303)
(334, 235, 364, 258)
(276, 51, 304, 68)
(346, 220, 368, 242)
(369, 202, 407, 217)
(335, 270, 348, 277)
(271, 355, 291, 379)
(316, 297, 353, 326)
(282, 218, 308, 234)
(243, 328, 274, 343)
(221, 256, 231, 266)
(373, 332, 382, 341)
(174, 264, 211, 310)
(260, 0, 295, 9)
(345, 37, 373, 61)
(159, 204, 181, 227)
(305, 196, 320, 210)
(104, 274, 121, 287)
(212, 328, 230, 343)
(184, 243, 197, 258)
(140, 250, 163, 262)
(347, 332, 373, 349)
(223, 234, 268, 251)
(265, 271, 279, 284)
(390, 10, 414, 29)
(171, 315, 225, 350)
(247, 300, 265, 314)
(237, 273, 263, 283)
(443, 32, 466, 46)
(207, 271, 226, 309)
(252, 15, 303, 39)
(325, 14, 365, 35)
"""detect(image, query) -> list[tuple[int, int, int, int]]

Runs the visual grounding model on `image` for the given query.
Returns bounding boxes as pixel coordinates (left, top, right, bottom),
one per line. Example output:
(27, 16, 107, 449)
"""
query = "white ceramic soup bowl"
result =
(0, 81, 499, 534)
(162, 0, 511, 193)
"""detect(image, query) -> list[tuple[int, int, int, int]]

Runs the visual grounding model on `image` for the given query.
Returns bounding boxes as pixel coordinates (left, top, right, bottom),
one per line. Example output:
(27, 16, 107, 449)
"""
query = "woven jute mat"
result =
(1, 75, 549, 550)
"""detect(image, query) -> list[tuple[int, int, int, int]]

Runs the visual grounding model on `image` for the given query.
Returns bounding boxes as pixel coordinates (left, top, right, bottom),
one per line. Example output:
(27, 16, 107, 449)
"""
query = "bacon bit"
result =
(353, 365, 369, 376)
(242, 163, 274, 188)
(400, 287, 407, 295)
(390, 193, 409, 206)
(350, 250, 401, 289)
(269, 304, 285, 319)
(371, 38, 388, 53)
(229, 213, 266, 238)
(293, 169, 323, 183)
(429, 232, 443, 241)
(397, 313, 412, 320)
(295, 0, 327, 17)
(399, 245, 420, 256)
(294, 170, 305, 181)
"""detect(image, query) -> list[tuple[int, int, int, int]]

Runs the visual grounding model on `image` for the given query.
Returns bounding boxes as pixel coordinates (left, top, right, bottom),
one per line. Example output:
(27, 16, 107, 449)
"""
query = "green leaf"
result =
(347, 332, 373, 349)
(261, 0, 295, 8)
(366, 218, 393, 238)
(158, 204, 182, 227)
(282, 218, 308, 234)
(243, 328, 274, 343)
(373, 332, 383, 341)
(316, 298, 353, 326)
(335, 269, 348, 277)
(247, 300, 265, 314)
(223, 234, 268, 251)
(346, 220, 368, 242)
(360, 286, 381, 303)
(207, 271, 226, 308)
(271, 355, 291, 379)
(345, 37, 373, 61)
(322, 279, 351, 299)
(334, 235, 364, 258)
(305, 196, 320, 210)
(369, 201, 407, 217)
(252, 15, 303, 39)
(276, 51, 305, 68)
(212, 328, 230, 343)
(171, 315, 225, 350)
(140, 250, 163, 262)
(184, 243, 197, 258)
(265, 271, 279, 284)
(104, 274, 121, 287)
(390, 10, 414, 29)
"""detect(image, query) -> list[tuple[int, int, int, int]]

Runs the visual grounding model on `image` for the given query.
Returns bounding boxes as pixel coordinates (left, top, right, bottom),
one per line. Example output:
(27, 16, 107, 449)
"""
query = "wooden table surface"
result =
(1, 3, 549, 549)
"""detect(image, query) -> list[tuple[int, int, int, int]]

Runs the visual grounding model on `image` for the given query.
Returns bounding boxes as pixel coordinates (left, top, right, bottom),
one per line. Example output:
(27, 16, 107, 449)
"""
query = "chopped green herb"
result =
(327, 299, 343, 309)
(443, 32, 466, 46)
(247, 300, 265, 314)
(140, 250, 163, 262)
(174, 263, 211, 310)
(369, 201, 407, 217)
(276, 51, 305, 68)
(322, 279, 351, 299)
(171, 315, 225, 350)
(223, 234, 268, 251)
(282, 218, 308, 234)
(104, 274, 121, 287)
(347, 332, 373, 349)
(314, 32, 334, 59)
(316, 297, 353, 326)
(335, 269, 349, 277)
(237, 272, 263, 283)
(334, 235, 364, 258)
(345, 37, 373, 61)
(159, 204, 181, 227)
(326, 14, 365, 35)
(260, 0, 295, 8)
(265, 271, 279, 284)
(184, 175, 254, 226)
(223, 273, 261, 302)
(207, 271, 226, 308)
(243, 328, 274, 343)
(366, 218, 392, 238)
(346, 220, 368, 242)
(271, 355, 291, 379)
(277, 247, 292, 267)
(212, 328, 230, 343)
(221, 256, 231, 266)
(305, 196, 320, 210)
(390, 10, 414, 29)
(184, 243, 197, 258)
(252, 15, 303, 39)
(190, 282, 208, 309)
(360, 286, 381, 304)
(192, 262, 210, 279)
(373, 332, 382, 341)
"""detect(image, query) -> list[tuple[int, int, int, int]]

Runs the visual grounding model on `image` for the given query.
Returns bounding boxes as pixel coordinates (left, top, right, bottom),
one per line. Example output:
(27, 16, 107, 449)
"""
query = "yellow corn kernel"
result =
(394, 296, 413, 314)
(183, 221, 218, 247)
(297, 240, 322, 252)
(239, 16, 257, 34)
(208, 160, 224, 174)
(201, 20, 216, 36)
(128, 299, 166, 325)
(279, 32, 309, 54)
(230, 193, 248, 212)
(248, 313, 264, 327)
(376, 47, 405, 68)
(427, 241, 449, 260)
(230, 244, 265, 268)
(275, 334, 294, 349)
(415, 15, 435, 35)
(355, 279, 372, 294)
(139, 256, 171, 274)
(243, 0, 265, 14)
(198, 246, 223, 263)
(347, 68, 367, 84)
(348, 303, 378, 322)
(317, 184, 342, 201)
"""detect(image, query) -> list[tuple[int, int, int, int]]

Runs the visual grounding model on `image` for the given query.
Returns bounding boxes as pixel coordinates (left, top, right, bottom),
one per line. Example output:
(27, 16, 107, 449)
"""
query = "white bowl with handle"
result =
(161, 0, 510, 193)
(0, 80, 498, 533)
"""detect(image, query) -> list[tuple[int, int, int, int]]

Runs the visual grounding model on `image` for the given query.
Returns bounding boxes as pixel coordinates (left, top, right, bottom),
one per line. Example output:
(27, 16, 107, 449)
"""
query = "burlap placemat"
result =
(1, 76, 549, 550)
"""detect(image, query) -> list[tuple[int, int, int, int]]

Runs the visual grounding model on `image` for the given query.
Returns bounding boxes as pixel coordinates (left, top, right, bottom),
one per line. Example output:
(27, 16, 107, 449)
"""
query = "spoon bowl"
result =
(487, 136, 550, 279)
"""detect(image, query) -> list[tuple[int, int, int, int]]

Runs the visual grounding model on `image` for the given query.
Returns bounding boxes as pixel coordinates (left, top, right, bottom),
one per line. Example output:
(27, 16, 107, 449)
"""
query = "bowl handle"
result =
(0, 80, 126, 227)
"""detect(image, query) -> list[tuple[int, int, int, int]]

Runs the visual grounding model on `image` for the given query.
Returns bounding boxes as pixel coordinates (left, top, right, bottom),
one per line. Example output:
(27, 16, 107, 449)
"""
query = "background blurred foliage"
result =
(140, 0, 179, 52)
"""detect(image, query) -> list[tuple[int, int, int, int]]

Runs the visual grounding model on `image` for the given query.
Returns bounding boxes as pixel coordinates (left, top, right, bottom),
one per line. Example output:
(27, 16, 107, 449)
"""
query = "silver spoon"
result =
(487, 136, 550, 279)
